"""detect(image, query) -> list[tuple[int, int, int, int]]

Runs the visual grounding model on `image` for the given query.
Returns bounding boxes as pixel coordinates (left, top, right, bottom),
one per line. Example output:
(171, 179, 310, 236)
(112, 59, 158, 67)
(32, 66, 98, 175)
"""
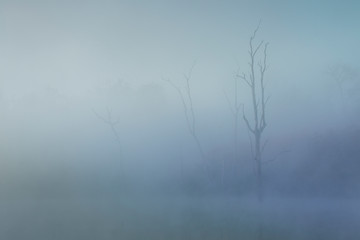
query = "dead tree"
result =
(238, 25, 269, 202)
(328, 64, 360, 113)
(93, 107, 122, 156)
(164, 64, 209, 176)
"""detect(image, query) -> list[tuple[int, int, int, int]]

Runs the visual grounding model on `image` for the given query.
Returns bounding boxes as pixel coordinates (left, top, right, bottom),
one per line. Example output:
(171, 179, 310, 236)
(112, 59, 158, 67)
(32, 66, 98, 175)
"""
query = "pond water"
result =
(1, 195, 359, 240)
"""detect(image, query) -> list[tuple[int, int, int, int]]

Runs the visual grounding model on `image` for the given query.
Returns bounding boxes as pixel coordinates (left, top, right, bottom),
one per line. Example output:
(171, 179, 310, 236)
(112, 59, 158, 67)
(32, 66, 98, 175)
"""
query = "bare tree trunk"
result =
(93, 108, 123, 167)
(164, 64, 210, 178)
(255, 132, 263, 202)
(328, 64, 360, 119)
(239, 24, 269, 202)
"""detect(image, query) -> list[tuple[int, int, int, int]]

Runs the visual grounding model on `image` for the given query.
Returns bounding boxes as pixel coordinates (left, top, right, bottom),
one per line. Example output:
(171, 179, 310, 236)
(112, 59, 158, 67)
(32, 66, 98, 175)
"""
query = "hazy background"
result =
(0, 0, 360, 239)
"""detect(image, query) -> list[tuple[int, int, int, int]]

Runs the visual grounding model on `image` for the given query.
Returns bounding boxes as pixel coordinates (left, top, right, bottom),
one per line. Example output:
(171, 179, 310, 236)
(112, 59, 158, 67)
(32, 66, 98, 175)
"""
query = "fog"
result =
(1, 1, 360, 239)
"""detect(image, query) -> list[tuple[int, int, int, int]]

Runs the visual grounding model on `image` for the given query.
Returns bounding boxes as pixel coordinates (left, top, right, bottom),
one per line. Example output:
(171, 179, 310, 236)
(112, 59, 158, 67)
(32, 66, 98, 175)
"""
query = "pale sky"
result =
(0, 0, 359, 142)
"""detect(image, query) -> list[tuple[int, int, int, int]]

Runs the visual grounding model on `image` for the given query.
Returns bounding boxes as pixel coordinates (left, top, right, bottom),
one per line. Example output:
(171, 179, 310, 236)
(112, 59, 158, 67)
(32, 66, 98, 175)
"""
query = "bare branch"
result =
(265, 95, 270, 105)
(250, 21, 261, 45)
(93, 108, 119, 126)
(184, 67, 196, 134)
(93, 108, 108, 123)
(93, 108, 121, 145)
(261, 139, 268, 154)
(262, 43, 269, 72)
(184, 60, 197, 81)
(246, 127, 254, 159)
(253, 40, 264, 57)
(236, 102, 243, 113)
(243, 106, 255, 134)
(164, 66, 209, 177)
(163, 77, 193, 133)
(239, 72, 252, 87)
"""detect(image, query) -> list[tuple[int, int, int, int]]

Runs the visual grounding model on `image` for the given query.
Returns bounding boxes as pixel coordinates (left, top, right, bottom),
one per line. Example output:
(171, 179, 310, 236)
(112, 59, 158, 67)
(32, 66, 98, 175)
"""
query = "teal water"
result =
(0, 195, 358, 240)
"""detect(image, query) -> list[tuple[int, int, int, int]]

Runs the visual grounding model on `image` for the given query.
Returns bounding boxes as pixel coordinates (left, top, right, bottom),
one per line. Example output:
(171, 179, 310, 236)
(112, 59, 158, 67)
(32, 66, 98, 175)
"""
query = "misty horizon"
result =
(1, 1, 360, 239)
